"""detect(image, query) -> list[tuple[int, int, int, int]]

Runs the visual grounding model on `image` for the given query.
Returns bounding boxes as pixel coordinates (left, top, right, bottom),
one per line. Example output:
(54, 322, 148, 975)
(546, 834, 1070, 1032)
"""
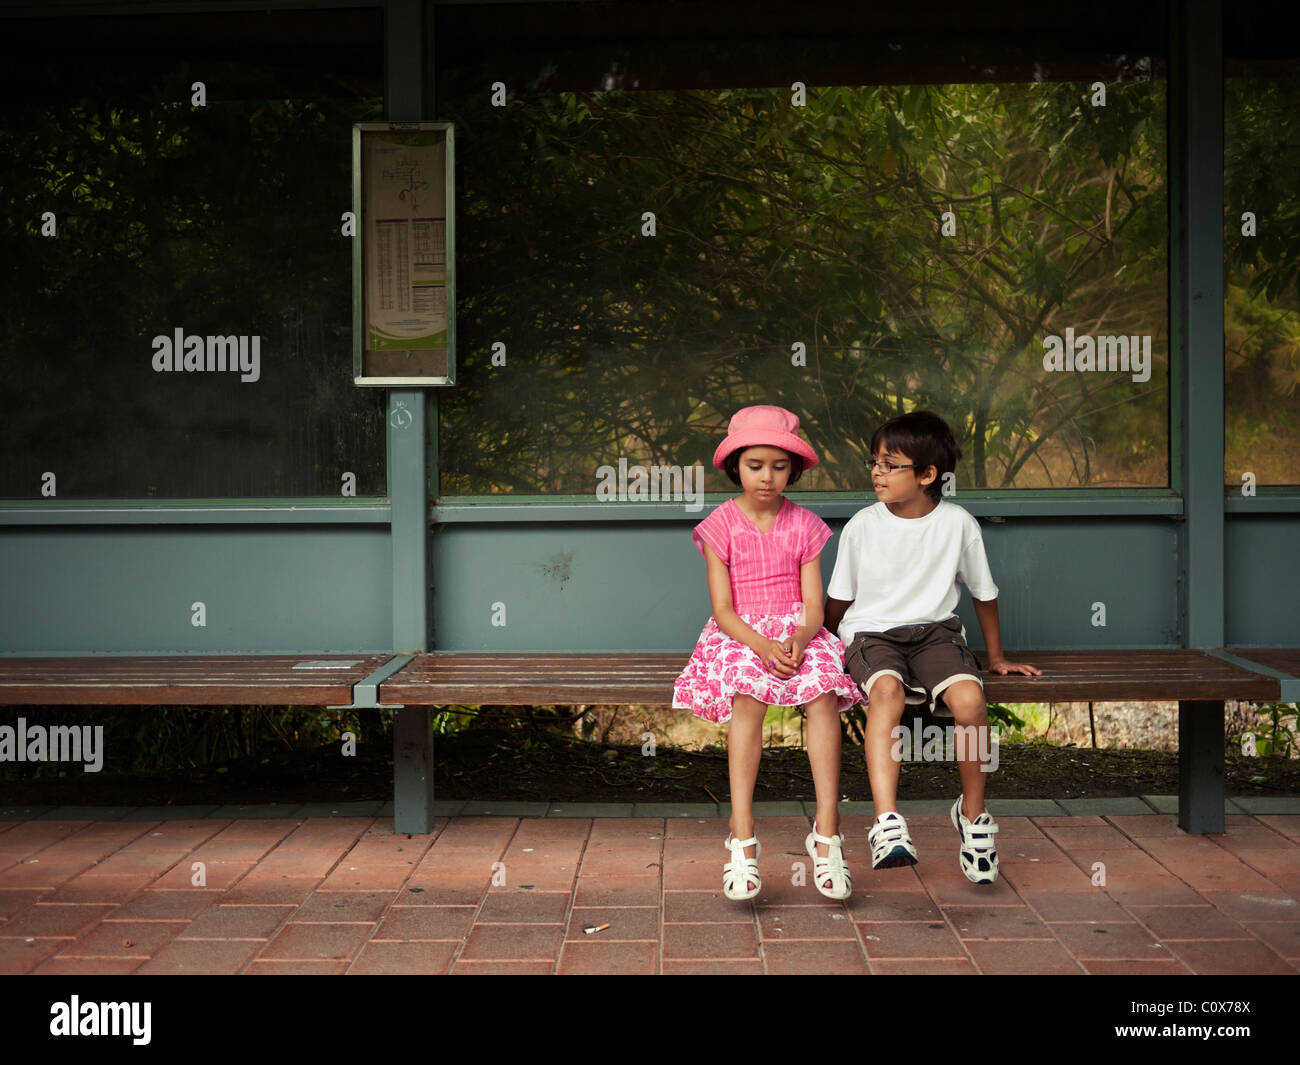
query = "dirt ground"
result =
(3, 727, 1298, 808)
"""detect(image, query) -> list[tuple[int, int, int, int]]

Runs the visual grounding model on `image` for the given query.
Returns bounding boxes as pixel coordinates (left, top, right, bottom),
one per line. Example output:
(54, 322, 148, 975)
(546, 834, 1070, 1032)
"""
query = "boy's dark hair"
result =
(722, 446, 805, 487)
(869, 410, 960, 502)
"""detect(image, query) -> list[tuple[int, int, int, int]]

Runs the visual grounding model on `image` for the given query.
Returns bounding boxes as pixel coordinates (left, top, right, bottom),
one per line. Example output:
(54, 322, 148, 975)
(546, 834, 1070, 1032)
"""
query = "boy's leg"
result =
(727, 694, 766, 856)
(942, 680, 991, 817)
(864, 675, 908, 813)
(803, 691, 841, 854)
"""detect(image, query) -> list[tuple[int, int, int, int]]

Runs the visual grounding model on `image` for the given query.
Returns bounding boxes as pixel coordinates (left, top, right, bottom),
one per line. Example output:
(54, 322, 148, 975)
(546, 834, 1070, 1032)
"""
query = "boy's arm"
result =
(824, 596, 851, 640)
(971, 597, 1041, 676)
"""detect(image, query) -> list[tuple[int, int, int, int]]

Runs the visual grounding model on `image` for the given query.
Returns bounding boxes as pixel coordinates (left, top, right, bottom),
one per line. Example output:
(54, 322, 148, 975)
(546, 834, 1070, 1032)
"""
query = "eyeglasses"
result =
(867, 459, 918, 474)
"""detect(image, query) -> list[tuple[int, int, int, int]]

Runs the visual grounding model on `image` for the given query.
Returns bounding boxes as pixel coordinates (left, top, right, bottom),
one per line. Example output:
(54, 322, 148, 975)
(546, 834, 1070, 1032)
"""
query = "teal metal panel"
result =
(1224, 515, 1300, 646)
(1171, 0, 1226, 647)
(430, 516, 1180, 651)
(0, 527, 392, 654)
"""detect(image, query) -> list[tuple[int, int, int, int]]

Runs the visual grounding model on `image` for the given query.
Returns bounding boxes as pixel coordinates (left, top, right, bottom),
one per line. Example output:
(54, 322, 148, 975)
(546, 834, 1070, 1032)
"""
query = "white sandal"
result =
(805, 821, 852, 900)
(723, 834, 761, 900)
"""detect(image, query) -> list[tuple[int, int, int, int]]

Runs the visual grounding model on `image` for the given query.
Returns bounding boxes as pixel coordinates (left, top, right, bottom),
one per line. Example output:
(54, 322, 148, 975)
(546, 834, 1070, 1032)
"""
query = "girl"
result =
(673, 405, 860, 901)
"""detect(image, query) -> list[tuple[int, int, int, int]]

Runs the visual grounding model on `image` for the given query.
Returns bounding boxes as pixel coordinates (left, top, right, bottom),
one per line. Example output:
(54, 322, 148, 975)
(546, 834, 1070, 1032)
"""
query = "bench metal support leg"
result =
(393, 707, 435, 834)
(1178, 699, 1224, 834)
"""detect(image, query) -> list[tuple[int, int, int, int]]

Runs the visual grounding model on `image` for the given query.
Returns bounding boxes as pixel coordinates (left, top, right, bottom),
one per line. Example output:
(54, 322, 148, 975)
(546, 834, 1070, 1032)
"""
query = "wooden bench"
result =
(1, 649, 1295, 835)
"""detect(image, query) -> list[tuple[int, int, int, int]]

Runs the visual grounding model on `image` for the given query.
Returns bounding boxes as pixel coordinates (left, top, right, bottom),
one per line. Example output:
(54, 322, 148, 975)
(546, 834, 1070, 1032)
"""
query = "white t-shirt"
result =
(826, 500, 999, 644)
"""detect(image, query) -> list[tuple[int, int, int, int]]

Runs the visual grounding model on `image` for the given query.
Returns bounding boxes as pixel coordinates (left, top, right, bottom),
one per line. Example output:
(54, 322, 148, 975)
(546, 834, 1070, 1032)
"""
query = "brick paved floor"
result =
(2, 804, 1298, 974)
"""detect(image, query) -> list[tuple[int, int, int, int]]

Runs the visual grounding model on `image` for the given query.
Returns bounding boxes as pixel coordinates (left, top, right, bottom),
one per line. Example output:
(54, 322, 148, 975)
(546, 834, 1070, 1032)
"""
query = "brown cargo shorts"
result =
(843, 615, 984, 720)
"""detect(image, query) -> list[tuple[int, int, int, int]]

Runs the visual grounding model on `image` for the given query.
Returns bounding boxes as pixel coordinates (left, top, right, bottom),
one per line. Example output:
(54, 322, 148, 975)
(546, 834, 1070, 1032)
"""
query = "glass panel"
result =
(435, 0, 1168, 497)
(0, 10, 386, 500)
(1225, 5, 1300, 488)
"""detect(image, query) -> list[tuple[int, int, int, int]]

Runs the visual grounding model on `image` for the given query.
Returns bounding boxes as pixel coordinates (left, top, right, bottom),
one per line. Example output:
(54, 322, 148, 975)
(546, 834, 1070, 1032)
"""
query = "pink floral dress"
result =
(672, 497, 862, 724)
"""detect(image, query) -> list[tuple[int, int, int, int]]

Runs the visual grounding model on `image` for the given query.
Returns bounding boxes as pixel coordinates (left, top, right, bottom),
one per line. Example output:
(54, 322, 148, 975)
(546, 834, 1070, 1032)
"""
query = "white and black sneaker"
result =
(867, 811, 918, 869)
(951, 795, 999, 884)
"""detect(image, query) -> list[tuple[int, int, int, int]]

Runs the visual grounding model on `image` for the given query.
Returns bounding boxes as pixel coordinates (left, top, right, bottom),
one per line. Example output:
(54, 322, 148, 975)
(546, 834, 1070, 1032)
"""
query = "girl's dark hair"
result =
(869, 411, 960, 502)
(722, 447, 805, 487)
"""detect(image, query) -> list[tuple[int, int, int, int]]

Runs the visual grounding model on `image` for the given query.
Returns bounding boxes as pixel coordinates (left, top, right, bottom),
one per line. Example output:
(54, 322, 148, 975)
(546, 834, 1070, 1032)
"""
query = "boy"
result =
(825, 411, 1040, 884)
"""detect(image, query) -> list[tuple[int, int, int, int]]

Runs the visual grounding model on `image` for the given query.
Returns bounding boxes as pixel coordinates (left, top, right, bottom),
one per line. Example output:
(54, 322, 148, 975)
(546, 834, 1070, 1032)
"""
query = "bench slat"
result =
(0, 655, 394, 705)
(378, 650, 1282, 705)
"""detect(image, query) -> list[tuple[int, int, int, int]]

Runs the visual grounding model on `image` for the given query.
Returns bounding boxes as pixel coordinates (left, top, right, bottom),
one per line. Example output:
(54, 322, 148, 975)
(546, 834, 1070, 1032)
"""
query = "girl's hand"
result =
(784, 637, 807, 672)
(757, 639, 798, 678)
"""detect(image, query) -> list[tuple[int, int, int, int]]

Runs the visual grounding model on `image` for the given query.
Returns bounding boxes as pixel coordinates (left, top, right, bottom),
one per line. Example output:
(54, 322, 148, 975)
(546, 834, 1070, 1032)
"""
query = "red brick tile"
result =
(585, 819, 665, 839)
(137, 938, 264, 974)
(293, 891, 393, 923)
(871, 958, 978, 974)
(964, 938, 1084, 974)
(943, 905, 1049, 939)
(1105, 815, 1184, 838)
(857, 920, 965, 958)
(349, 940, 456, 974)
(0, 889, 50, 917)
(1103, 879, 1208, 906)
(663, 859, 726, 891)
(260, 922, 373, 961)
(511, 818, 593, 841)
(480, 862, 576, 891)
(0, 936, 65, 974)
(1050, 922, 1170, 959)
(319, 864, 415, 891)
(247, 960, 349, 974)
(31, 957, 146, 975)
(664, 819, 729, 839)
(757, 905, 856, 940)
(110, 890, 219, 922)
(476, 890, 571, 923)
(1162, 938, 1297, 974)
(663, 959, 764, 974)
(449, 960, 554, 974)
(663, 922, 759, 959)
(503, 840, 584, 864)
(1125, 905, 1251, 940)
(911, 868, 1023, 905)
(1020, 891, 1133, 923)
(247, 853, 340, 878)
(39, 877, 149, 904)
(1040, 826, 1137, 850)
(374, 907, 475, 940)
(151, 859, 254, 890)
(459, 924, 563, 961)
(578, 851, 663, 877)
(574, 877, 661, 908)
(401, 877, 489, 906)
(999, 861, 1096, 893)
(1001, 839, 1073, 862)
(762, 939, 869, 974)
(1080, 959, 1190, 974)
(179, 905, 295, 940)
(663, 890, 752, 923)
(340, 839, 431, 864)
(222, 876, 321, 905)
(1256, 815, 1300, 838)
(0, 903, 115, 938)
(845, 892, 942, 921)
(557, 940, 658, 974)
(56, 920, 187, 958)
(1241, 921, 1300, 958)
(566, 907, 658, 941)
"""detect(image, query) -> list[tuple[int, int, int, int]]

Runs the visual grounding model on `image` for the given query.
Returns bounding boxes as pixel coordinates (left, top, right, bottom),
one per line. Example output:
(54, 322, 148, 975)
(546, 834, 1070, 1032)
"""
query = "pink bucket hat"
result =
(712, 405, 819, 470)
